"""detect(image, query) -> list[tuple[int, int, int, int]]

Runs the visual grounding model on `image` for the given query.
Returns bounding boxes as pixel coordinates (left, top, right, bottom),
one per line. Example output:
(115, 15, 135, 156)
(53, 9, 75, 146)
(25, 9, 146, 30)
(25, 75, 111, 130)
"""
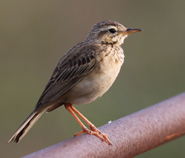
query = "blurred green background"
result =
(1, 0, 185, 157)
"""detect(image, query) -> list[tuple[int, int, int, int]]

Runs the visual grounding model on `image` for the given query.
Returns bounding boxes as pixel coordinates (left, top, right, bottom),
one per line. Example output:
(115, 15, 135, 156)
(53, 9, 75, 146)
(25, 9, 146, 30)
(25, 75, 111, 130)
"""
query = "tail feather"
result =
(8, 110, 45, 143)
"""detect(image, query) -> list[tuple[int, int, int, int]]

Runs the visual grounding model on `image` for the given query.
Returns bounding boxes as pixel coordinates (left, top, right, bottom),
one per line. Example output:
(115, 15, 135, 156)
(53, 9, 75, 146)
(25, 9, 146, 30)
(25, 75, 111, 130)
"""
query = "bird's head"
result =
(86, 20, 142, 46)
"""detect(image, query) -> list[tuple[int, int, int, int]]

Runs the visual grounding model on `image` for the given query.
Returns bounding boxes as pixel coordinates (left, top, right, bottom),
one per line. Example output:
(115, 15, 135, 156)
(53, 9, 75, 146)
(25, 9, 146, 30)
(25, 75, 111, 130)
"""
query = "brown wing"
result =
(35, 43, 99, 109)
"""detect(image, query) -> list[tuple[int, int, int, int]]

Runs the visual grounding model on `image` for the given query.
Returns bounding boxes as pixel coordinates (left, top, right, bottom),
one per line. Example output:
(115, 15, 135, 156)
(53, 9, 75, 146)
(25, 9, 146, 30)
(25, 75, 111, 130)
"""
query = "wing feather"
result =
(35, 43, 98, 108)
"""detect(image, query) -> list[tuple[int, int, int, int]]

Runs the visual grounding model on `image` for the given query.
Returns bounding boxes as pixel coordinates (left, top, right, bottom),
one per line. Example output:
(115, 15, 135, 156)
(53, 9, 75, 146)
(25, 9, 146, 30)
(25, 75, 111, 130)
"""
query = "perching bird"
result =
(8, 20, 141, 145)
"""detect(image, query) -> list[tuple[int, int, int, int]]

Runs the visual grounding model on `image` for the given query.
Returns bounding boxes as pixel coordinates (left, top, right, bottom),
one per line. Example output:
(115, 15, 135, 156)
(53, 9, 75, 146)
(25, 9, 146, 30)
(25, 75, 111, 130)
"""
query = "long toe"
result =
(74, 130, 85, 137)
(75, 127, 112, 145)
(90, 127, 112, 145)
(101, 132, 112, 145)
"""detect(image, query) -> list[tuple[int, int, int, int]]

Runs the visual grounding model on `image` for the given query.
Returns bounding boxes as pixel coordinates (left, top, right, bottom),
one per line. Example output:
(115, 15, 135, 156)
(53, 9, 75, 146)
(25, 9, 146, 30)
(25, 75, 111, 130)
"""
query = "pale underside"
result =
(61, 45, 124, 105)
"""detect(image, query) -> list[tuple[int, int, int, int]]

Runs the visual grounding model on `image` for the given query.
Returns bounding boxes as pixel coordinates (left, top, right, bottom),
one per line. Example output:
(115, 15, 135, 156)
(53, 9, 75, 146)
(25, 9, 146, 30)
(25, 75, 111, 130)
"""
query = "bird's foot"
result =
(74, 125, 112, 145)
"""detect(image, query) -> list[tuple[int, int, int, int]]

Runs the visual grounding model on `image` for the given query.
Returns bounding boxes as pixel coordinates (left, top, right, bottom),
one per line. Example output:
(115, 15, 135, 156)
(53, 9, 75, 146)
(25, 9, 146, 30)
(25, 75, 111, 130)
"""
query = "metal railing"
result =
(23, 92, 185, 158)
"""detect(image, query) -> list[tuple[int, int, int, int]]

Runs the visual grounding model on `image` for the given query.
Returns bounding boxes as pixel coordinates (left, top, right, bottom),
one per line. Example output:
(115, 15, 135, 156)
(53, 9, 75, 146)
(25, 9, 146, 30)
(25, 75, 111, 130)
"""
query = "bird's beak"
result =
(119, 28, 142, 35)
(125, 28, 142, 34)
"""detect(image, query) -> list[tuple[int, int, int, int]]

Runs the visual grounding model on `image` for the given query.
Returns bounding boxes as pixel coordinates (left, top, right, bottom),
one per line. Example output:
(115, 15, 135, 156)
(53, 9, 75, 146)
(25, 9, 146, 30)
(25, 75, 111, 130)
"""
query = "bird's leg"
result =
(70, 105, 112, 145)
(64, 104, 104, 141)
(64, 103, 111, 145)
(65, 104, 93, 136)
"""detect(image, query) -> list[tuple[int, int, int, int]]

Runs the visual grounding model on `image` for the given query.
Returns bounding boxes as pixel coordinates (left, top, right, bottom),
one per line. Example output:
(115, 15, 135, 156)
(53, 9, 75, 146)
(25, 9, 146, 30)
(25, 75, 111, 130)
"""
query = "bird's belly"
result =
(64, 56, 123, 105)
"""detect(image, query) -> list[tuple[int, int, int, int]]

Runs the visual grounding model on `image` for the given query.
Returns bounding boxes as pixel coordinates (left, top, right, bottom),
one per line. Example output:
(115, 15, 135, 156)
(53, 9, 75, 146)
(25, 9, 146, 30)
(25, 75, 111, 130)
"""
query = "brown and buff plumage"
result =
(8, 20, 141, 145)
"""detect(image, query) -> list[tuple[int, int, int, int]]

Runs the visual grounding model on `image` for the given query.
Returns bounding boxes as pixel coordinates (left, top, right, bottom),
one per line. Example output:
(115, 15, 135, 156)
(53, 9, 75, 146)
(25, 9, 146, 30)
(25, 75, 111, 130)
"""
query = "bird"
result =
(8, 20, 141, 145)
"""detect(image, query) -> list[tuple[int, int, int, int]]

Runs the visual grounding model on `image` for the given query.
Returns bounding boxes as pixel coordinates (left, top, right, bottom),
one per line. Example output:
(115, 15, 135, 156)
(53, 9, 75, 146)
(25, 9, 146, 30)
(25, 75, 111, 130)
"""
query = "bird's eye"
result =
(108, 28, 116, 34)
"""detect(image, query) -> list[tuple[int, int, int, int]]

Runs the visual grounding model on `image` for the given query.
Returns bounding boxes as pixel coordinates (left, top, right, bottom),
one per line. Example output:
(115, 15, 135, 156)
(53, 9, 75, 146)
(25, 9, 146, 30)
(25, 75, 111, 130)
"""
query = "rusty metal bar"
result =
(22, 92, 185, 158)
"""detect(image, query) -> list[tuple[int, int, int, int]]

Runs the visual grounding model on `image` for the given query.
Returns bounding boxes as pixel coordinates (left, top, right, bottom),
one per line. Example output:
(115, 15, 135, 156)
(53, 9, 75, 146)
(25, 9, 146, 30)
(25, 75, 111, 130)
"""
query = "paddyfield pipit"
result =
(8, 20, 141, 145)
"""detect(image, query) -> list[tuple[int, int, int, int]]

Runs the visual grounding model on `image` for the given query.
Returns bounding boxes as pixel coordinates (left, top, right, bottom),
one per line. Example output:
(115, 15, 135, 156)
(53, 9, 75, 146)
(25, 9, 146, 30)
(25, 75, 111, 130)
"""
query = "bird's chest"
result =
(69, 46, 124, 105)
(92, 47, 124, 95)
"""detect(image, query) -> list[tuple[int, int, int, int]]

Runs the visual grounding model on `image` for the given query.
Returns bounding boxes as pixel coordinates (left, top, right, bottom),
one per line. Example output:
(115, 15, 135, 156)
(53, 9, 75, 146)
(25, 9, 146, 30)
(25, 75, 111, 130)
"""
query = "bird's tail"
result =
(8, 110, 45, 143)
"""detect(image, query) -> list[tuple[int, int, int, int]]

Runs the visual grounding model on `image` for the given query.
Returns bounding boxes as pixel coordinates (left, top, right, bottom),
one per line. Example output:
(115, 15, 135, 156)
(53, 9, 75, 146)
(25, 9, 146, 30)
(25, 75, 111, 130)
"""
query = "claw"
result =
(74, 126, 112, 145)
